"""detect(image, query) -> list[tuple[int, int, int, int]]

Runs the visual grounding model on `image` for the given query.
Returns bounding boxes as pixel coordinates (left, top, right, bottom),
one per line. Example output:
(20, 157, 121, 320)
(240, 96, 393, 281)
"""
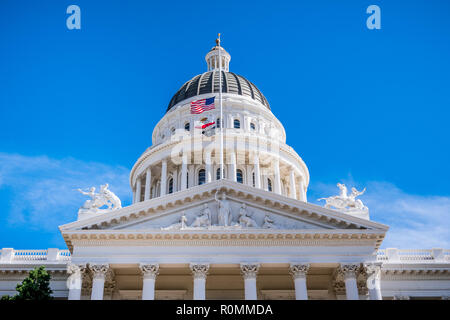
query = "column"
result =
(205, 151, 212, 183)
(140, 264, 159, 300)
(289, 169, 297, 199)
(365, 263, 382, 300)
(340, 264, 359, 300)
(90, 264, 109, 300)
(135, 178, 142, 203)
(67, 264, 85, 300)
(298, 176, 307, 202)
(190, 263, 209, 300)
(181, 153, 188, 190)
(228, 114, 233, 128)
(246, 165, 253, 187)
(144, 168, 152, 201)
(160, 159, 167, 196)
(253, 154, 261, 188)
(273, 159, 281, 194)
(172, 168, 178, 193)
(188, 165, 195, 187)
(229, 152, 236, 182)
(289, 264, 309, 300)
(240, 263, 260, 300)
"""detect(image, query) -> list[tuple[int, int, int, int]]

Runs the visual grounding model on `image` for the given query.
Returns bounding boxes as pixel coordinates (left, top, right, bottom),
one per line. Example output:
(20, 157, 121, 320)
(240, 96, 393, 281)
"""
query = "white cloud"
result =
(0, 153, 131, 231)
(309, 180, 450, 249)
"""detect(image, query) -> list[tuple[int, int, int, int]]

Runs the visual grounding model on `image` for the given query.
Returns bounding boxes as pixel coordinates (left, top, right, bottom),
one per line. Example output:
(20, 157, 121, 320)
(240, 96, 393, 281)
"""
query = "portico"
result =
(66, 262, 381, 300)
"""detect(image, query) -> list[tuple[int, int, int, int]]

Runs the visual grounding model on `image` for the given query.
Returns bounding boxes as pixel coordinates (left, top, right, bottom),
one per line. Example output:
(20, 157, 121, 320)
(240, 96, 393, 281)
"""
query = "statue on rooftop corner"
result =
(77, 184, 122, 217)
(318, 183, 369, 218)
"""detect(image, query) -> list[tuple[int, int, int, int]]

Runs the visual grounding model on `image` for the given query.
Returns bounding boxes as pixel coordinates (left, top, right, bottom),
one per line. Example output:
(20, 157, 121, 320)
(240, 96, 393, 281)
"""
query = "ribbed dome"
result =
(167, 71, 270, 112)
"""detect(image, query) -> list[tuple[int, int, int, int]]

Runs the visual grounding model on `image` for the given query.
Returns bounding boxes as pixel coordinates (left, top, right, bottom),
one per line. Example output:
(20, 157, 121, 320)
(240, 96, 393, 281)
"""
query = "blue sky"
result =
(0, 0, 449, 249)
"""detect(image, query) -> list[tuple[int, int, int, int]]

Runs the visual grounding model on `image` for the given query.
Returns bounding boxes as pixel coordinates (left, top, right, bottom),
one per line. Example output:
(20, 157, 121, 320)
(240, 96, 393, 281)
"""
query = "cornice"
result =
(61, 228, 384, 252)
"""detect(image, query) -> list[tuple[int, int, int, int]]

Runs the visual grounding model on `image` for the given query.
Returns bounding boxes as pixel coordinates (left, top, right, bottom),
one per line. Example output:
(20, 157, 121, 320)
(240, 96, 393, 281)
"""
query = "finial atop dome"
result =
(216, 33, 221, 47)
(206, 33, 231, 72)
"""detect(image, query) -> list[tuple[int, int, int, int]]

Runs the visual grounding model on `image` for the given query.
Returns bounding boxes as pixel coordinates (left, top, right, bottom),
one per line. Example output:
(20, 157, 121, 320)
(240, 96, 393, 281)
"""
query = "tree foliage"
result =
(2, 266, 53, 300)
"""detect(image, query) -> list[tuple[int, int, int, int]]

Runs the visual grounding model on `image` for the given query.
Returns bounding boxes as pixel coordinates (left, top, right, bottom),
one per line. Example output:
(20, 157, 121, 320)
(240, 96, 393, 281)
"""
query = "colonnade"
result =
(67, 263, 382, 300)
(133, 153, 307, 204)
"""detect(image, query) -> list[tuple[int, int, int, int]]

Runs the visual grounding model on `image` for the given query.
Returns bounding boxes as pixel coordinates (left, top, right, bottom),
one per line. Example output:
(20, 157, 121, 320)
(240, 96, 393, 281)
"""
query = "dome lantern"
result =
(205, 34, 231, 72)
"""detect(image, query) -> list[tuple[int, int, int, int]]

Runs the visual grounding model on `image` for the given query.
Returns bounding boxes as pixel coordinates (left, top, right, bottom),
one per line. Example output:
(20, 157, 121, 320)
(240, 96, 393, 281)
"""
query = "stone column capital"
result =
(190, 263, 210, 280)
(289, 263, 310, 279)
(89, 263, 110, 279)
(240, 263, 260, 280)
(139, 263, 160, 280)
(339, 263, 360, 279)
(363, 262, 382, 279)
(67, 263, 87, 277)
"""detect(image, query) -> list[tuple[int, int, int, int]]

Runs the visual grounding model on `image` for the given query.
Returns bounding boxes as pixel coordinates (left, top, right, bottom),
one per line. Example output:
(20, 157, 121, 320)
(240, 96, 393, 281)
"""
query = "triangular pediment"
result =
(60, 180, 388, 233)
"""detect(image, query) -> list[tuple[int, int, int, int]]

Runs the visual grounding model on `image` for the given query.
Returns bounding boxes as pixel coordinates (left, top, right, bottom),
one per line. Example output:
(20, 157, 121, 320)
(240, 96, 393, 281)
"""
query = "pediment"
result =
(60, 180, 388, 234)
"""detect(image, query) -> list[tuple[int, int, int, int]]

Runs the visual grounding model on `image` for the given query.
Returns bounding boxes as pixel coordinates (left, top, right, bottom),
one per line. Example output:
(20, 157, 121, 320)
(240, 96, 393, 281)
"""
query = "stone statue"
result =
(318, 183, 369, 218)
(215, 191, 232, 226)
(190, 204, 212, 228)
(238, 203, 258, 228)
(262, 214, 276, 229)
(77, 184, 122, 218)
(161, 212, 187, 230)
(100, 183, 122, 210)
(318, 183, 349, 210)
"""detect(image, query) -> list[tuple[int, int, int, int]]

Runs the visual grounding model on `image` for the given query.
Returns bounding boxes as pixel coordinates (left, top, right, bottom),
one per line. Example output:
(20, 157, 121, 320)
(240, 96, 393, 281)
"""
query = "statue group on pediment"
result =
(161, 193, 278, 230)
(318, 183, 369, 215)
(77, 183, 122, 217)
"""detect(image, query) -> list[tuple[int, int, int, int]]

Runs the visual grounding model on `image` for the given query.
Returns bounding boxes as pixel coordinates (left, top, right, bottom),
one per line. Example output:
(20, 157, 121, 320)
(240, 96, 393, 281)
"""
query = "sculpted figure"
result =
(215, 191, 231, 226)
(100, 184, 122, 210)
(190, 204, 212, 228)
(162, 212, 187, 230)
(77, 184, 122, 216)
(238, 203, 258, 228)
(262, 214, 275, 229)
(77, 187, 105, 212)
(318, 183, 349, 210)
(348, 187, 368, 211)
(318, 183, 369, 215)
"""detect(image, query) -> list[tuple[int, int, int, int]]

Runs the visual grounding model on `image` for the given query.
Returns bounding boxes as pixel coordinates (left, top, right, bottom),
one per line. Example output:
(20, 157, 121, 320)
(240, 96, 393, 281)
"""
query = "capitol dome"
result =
(130, 36, 309, 205)
(166, 37, 270, 112)
(167, 71, 270, 112)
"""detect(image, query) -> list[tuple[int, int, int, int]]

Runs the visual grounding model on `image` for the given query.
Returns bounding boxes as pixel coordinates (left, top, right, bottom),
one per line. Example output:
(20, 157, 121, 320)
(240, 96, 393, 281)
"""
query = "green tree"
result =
(11, 266, 53, 300)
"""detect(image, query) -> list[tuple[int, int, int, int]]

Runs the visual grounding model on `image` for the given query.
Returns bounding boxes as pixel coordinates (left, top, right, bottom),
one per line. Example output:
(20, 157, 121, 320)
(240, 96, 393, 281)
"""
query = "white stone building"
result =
(1, 40, 449, 300)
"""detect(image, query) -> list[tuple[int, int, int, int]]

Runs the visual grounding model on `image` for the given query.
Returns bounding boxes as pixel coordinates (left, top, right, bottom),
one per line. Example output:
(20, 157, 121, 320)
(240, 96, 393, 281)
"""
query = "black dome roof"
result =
(167, 71, 270, 112)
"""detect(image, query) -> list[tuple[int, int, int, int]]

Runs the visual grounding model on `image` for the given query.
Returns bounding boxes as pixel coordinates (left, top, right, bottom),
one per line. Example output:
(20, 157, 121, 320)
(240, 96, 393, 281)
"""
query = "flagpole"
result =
(218, 33, 224, 180)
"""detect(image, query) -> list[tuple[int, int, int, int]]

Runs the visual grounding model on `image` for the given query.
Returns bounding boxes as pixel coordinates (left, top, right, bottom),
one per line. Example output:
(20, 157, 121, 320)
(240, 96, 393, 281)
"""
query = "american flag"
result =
(190, 97, 215, 114)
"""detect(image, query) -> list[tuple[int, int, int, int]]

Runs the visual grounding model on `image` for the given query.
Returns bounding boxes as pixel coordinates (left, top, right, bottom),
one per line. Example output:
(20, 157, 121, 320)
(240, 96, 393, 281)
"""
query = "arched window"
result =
(186, 172, 189, 188)
(252, 172, 255, 187)
(184, 122, 190, 131)
(216, 168, 221, 180)
(250, 123, 256, 131)
(198, 169, 206, 185)
(216, 118, 221, 129)
(234, 119, 240, 129)
(168, 178, 173, 194)
(267, 178, 273, 192)
(236, 169, 243, 183)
